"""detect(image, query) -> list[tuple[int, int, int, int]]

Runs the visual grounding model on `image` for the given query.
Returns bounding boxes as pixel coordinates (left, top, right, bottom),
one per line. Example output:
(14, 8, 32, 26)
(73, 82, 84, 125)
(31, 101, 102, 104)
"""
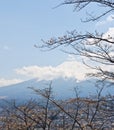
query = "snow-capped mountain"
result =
(0, 78, 113, 102)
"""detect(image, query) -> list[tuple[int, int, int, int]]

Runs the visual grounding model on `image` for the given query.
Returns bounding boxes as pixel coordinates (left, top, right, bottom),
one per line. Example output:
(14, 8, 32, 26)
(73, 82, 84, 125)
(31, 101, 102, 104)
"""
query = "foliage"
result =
(0, 86, 114, 130)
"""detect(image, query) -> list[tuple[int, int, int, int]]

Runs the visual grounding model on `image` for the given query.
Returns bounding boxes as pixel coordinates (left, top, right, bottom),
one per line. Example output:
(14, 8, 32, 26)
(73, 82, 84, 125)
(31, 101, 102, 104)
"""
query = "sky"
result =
(0, 0, 114, 87)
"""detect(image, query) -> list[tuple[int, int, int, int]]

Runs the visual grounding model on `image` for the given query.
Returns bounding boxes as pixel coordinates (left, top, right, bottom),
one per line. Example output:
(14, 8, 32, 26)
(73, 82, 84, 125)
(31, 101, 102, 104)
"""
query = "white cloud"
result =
(67, 54, 77, 61)
(103, 27, 114, 37)
(1, 54, 114, 88)
(15, 61, 95, 82)
(0, 78, 23, 87)
(86, 27, 114, 43)
(102, 27, 114, 42)
(96, 14, 114, 27)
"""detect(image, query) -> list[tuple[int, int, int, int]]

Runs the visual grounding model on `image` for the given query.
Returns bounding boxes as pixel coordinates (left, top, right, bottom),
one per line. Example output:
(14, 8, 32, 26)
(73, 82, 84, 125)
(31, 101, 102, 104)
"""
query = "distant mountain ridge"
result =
(0, 78, 113, 102)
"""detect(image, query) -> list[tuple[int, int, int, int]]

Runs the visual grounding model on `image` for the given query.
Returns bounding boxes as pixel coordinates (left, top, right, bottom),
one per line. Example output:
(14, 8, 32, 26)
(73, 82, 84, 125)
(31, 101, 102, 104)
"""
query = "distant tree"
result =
(0, 99, 41, 130)
(0, 85, 114, 130)
(30, 84, 114, 130)
(0, 84, 61, 130)
(37, 0, 114, 83)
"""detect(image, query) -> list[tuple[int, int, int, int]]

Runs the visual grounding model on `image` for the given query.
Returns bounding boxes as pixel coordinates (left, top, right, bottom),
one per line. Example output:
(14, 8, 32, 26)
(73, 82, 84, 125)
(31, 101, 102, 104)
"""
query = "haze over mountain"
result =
(0, 78, 113, 103)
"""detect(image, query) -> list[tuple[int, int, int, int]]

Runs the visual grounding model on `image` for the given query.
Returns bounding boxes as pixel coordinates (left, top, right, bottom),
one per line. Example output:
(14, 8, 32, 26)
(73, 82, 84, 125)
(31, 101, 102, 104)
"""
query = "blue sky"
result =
(0, 0, 114, 86)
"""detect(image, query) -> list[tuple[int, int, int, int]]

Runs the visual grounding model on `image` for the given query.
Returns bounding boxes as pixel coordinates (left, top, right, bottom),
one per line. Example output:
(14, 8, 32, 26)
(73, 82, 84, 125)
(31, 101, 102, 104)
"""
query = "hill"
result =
(0, 78, 113, 102)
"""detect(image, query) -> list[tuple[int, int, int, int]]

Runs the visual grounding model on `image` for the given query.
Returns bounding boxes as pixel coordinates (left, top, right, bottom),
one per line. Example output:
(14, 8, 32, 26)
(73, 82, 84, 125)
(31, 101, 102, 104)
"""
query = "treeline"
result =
(0, 86, 114, 130)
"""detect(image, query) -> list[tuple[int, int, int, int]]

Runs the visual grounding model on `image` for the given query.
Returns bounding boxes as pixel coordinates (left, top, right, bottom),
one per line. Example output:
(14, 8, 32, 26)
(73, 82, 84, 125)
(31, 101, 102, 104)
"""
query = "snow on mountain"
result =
(0, 78, 113, 103)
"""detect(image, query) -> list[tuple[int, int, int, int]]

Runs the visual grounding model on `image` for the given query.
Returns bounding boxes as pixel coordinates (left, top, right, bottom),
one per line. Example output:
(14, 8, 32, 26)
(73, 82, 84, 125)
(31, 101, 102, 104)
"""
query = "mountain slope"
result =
(0, 78, 113, 102)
